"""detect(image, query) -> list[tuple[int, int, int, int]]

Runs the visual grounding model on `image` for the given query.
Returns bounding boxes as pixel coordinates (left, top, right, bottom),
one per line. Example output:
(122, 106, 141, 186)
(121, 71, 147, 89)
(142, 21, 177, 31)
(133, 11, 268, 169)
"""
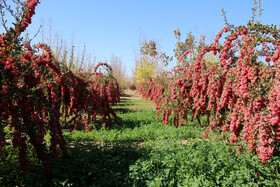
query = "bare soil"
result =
(121, 89, 142, 100)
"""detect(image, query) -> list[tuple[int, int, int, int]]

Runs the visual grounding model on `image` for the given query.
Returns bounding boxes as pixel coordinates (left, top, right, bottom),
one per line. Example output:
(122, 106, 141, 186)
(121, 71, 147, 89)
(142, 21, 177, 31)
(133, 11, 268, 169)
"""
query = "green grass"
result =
(64, 99, 204, 143)
(1, 96, 280, 186)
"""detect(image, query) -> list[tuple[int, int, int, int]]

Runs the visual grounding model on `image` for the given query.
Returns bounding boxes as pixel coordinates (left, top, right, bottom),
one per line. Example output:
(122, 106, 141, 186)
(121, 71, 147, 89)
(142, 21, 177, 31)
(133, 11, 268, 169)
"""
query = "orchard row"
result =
(137, 22, 280, 162)
(0, 0, 120, 173)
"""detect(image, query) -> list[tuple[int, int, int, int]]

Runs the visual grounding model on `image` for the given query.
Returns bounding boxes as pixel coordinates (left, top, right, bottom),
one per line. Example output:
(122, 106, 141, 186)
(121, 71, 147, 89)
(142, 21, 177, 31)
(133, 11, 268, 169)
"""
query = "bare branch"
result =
(30, 24, 42, 42)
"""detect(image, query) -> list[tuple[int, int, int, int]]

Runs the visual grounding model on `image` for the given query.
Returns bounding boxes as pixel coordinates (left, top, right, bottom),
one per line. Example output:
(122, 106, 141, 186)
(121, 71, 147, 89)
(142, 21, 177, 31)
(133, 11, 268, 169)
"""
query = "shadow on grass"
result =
(0, 142, 150, 186)
(120, 93, 131, 97)
(112, 99, 141, 114)
(115, 98, 133, 105)
(112, 117, 154, 130)
(87, 115, 157, 134)
(48, 142, 149, 186)
(103, 99, 156, 130)
(113, 107, 138, 115)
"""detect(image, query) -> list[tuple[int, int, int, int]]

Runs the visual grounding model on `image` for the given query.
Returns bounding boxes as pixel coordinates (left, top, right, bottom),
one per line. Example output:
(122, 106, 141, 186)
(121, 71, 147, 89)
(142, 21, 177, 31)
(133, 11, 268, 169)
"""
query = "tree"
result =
(109, 54, 127, 90)
(133, 39, 172, 84)
(173, 29, 206, 66)
(134, 56, 157, 83)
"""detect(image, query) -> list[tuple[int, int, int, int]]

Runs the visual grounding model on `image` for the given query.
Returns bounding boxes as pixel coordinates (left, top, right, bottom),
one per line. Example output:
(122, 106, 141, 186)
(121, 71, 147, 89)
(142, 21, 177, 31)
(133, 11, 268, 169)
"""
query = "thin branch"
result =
(0, 0, 8, 32)
(30, 24, 42, 42)
(251, 3, 256, 23)
(0, 0, 25, 32)
(12, 0, 24, 18)
(64, 114, 82, 128)
(221, 8, 230, 28)
(257, 0, 263, 23)
(3, 0, 17, 21)
(0, 9, 8, 32)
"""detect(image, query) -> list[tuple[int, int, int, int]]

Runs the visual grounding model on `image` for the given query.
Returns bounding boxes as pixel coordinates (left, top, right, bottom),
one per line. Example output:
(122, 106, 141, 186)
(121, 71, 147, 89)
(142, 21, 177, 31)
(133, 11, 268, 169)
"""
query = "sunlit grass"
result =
(63, 97, 205, 143)
(1, 96, 280, 186)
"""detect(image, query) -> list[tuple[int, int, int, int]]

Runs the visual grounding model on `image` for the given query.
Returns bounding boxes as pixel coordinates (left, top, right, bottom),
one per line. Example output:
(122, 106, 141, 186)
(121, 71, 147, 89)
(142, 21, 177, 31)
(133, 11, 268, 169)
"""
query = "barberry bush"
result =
(0, 0, 120, 174)
(137, 21, 280, 162)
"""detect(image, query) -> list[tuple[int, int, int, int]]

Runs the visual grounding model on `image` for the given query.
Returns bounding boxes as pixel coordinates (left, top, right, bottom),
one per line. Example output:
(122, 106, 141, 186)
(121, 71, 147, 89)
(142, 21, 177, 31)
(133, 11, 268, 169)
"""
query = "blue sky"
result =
(23, 0, 280, 78)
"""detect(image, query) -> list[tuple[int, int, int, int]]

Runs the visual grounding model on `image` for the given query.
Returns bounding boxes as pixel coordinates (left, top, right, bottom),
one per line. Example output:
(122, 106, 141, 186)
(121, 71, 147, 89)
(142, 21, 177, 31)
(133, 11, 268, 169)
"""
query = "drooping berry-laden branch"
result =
(0, 0, 120, 172)
(137, 23, 280, 162)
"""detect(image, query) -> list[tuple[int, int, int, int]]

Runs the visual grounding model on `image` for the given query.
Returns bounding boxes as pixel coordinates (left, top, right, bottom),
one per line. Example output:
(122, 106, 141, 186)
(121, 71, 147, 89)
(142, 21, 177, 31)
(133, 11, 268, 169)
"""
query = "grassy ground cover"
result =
(1, 91, 280, 186)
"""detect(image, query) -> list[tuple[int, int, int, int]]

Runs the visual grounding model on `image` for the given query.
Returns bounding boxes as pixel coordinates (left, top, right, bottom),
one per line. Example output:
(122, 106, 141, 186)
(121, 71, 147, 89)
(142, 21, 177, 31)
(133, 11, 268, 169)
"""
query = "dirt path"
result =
(121, 89, 142, 100)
